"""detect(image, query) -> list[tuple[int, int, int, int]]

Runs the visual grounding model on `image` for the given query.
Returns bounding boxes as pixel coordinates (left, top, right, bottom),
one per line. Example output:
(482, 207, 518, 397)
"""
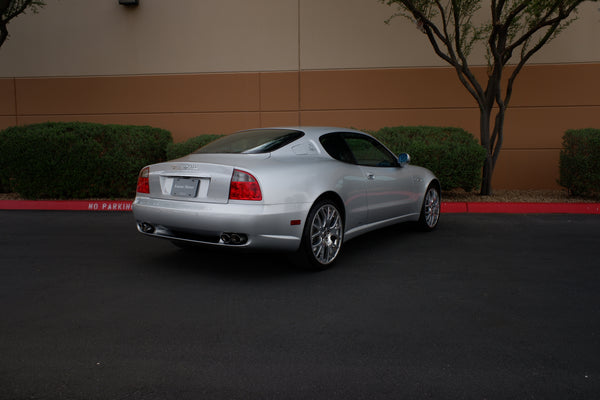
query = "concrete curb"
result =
(1, 200, 599, 214)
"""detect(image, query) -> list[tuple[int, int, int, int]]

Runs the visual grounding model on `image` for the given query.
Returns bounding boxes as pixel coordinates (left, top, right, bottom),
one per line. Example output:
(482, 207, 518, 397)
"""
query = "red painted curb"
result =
(441, 202, 468, 213)
(0, 200, 598, 214)
(465, 202, 600, 214)
(0, 200, 133, 211)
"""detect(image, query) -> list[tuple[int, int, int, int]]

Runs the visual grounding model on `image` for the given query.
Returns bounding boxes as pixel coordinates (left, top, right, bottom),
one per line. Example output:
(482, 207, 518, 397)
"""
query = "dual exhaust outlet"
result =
(220, 232, 248, 245)
(138, 222, 247, 246)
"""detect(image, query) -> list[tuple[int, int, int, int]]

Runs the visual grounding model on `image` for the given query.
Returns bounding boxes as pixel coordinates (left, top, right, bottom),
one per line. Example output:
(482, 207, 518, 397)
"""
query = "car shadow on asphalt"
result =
(142, 242, 310, 279)
(137, 222, 423, 279)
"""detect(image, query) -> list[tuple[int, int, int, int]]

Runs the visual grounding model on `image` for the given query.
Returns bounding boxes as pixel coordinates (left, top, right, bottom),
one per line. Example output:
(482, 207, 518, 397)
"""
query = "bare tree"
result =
(381, 0, 598, 195)
(0, 0, 44, 48)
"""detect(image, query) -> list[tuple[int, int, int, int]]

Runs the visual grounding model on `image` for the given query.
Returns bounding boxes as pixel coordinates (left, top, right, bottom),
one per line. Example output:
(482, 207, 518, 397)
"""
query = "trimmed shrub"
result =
(371, 126, 486, 191)
(0, 122, 172, 199)
(559, 129, 600, 198)
(166, 134, 223, 160)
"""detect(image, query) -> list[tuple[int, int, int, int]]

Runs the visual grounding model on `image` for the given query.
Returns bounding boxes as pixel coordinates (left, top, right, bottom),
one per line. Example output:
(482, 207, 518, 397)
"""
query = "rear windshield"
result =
(194, 129, 304, 154)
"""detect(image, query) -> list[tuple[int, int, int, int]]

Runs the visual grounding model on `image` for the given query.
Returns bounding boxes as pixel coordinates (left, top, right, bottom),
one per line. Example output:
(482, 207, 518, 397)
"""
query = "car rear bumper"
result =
(132, 196, 311, 251)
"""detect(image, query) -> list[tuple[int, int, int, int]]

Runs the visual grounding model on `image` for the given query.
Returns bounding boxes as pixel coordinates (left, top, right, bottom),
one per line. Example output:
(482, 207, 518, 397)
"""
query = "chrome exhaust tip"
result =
(220, 233, 231, 244)
(220, 232, 247, 245)
(230, 233, 242, 244)
(140, 222, 155, 234)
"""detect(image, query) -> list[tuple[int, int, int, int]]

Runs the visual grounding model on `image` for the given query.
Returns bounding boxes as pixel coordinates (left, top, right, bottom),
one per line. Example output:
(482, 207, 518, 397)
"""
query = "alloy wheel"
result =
(423, 186, 440, 229)
(310, 204, 343, 265)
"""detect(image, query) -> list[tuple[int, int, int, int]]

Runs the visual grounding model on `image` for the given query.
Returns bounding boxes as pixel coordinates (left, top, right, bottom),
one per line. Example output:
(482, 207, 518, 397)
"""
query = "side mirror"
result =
(398, 153, 411, 166)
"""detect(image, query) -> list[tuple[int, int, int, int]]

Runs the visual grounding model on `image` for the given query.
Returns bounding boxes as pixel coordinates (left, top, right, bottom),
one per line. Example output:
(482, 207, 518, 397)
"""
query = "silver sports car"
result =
(133, 127, 440, 269)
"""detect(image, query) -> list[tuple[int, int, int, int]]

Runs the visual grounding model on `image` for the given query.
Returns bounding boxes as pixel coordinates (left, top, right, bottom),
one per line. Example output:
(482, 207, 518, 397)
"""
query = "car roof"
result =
(242, 126, 368, 141)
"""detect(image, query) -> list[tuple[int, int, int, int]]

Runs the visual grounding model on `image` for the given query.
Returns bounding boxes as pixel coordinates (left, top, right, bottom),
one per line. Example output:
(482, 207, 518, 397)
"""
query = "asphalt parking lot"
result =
(1, 211, 599, 400)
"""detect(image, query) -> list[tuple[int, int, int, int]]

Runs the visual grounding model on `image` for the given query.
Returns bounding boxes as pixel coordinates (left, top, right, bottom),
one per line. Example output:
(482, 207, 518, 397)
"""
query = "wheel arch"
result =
(311, 191, 346, 227)
(429, 178, 441, 193)
(297, 190, 346, 269)
(421, 178, 442, 209)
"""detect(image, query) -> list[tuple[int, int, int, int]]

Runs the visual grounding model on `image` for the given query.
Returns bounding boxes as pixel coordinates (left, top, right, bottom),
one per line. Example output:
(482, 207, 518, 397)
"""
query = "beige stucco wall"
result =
(0, 0, 599, 77)
(0, 0, 599, 190)
(0, 0, 300, 76)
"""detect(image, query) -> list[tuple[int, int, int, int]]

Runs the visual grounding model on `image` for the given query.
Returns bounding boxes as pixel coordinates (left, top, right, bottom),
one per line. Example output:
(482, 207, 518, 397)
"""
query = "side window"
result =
(344, 134, 398, 167)
(320, 133, 357, 164)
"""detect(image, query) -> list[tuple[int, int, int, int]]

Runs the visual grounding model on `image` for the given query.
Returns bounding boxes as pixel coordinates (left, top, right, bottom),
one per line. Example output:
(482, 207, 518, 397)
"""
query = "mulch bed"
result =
(442, 189, 598, 203)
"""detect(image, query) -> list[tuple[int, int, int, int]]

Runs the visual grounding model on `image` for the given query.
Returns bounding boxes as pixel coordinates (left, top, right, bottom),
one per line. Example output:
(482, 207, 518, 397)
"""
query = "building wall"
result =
(1, 0, 599, 190)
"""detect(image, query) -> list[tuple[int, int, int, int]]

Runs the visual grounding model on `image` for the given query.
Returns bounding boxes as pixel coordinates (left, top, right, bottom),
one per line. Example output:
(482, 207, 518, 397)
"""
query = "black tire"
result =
(297, 198, 344, 270)
(417, 183, 441, 231)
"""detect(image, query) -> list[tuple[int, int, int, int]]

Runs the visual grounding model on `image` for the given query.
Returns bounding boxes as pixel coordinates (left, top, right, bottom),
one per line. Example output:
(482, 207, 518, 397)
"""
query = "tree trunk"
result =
(479, 106, 493, 196)
(481, 156, 493, 196)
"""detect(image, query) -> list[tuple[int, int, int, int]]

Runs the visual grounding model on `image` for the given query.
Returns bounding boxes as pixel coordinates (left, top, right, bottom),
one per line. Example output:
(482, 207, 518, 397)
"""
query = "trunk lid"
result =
(147, 154, 268, 204)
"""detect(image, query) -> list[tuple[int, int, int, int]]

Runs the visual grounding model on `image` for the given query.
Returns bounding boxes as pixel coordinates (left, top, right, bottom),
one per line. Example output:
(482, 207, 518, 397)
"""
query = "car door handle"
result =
(366, 173, 375, 180)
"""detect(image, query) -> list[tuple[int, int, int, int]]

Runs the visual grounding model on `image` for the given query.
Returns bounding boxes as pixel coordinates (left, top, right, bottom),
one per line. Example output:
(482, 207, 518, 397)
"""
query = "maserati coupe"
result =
(133, 127, 440, 269)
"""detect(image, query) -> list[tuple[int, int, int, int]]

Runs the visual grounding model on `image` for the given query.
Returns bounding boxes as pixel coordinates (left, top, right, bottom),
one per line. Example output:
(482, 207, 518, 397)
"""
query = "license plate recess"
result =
(171, 178, 200, 197)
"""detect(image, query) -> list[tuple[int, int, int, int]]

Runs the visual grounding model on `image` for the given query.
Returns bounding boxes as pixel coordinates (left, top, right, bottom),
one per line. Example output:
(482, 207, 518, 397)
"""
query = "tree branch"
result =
(0, 21, 8, 47)
(2, 0, 33, 24)
(399, 0, 486, 104)
(504, 1, 580, 61)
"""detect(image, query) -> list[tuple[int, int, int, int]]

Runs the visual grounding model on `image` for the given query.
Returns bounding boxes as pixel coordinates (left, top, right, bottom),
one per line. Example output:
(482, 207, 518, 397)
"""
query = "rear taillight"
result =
(136, 167, 150, 194)
(229, 169, 262, 201)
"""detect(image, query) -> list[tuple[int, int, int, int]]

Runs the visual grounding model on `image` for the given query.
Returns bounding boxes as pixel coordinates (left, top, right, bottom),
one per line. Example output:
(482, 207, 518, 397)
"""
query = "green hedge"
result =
(0, 123, 488, 198)
(559, 129, 600, 198)
(166, 134, 223, 160)
(0, 122, 172, 199)
(371, 126, 486, 191)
